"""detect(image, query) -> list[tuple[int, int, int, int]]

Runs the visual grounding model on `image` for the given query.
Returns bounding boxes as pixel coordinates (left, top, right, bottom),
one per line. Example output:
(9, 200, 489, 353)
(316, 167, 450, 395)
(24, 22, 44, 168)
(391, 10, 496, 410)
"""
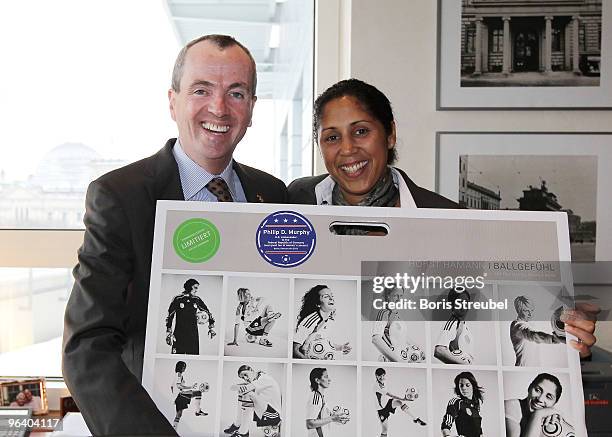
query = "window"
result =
(551, 27, 564, 52)
(0, 0, 314, 378)
(0, 0, 314, 231)
(0, 268, 71, 377)
(598, 23, 602, 51)
(579, 24, 586, 52)
(490, 28, 503, 53)
(464, 25, 476, 53)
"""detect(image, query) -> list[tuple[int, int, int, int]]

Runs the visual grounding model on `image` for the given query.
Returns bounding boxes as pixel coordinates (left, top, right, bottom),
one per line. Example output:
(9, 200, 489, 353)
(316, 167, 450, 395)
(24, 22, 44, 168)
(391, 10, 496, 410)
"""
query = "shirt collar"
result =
(314, 167, 417, 208)
(173, 140, 238, 200)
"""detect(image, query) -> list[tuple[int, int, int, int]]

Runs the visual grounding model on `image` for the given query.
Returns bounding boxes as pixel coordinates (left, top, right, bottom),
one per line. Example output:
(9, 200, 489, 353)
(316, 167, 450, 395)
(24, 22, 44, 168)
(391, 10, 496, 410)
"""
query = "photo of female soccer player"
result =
(432, 369, 500, 437)
(291, 364, 357, 437)
(293, 279, 357, 361)
(361, 366, 428, 436)
(220, 361, 286, 437)
(498, 285, 569, 368)
(150, 358, 217, 437)
(156, 274, 223, 356)
(362, 286, 428, 362)
(224, 276, 290, 359)
(430, 288, 497, 365)
(172, 361, 208, 429)
(441, 372, 484, 437)
(504, 371, 575, 437)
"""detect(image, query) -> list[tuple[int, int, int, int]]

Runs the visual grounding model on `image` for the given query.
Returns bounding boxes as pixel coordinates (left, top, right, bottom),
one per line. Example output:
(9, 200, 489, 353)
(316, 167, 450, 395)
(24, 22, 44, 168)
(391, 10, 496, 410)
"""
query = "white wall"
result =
(315, 0, 611, 190)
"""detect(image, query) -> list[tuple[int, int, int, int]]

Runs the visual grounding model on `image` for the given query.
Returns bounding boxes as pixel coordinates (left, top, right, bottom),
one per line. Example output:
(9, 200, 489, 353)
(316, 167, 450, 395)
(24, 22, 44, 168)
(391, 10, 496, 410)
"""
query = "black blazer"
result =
(62, 139, 287, 436)
(287, 167, 459, 208)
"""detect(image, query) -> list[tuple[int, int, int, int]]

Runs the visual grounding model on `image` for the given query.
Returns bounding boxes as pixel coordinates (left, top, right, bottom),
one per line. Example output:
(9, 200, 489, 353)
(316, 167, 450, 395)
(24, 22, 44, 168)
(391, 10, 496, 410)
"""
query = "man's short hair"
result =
(171, 34, 257, 95)
(514, 295, 532, 313)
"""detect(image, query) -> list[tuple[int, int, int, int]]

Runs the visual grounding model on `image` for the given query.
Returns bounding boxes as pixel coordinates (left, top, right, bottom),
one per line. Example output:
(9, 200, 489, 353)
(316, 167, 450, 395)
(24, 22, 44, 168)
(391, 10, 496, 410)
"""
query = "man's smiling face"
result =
(169, 40, 256, 174)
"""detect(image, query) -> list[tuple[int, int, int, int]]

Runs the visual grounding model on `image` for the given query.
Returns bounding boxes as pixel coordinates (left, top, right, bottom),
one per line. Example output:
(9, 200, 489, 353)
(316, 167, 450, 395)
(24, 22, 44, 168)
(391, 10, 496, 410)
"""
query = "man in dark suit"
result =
(62, 34, 287, 436)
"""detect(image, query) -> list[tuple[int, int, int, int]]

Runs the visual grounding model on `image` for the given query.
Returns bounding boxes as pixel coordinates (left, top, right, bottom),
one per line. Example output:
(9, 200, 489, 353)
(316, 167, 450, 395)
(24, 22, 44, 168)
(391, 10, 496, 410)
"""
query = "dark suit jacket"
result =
(287, 167, 459, 208)
(62, 139, 287, 436)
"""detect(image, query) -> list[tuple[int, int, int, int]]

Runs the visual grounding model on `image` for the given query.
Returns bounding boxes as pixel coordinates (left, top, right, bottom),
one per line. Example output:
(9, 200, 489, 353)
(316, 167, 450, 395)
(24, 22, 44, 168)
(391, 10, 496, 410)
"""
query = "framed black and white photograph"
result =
(432, 369, 501, 436)
(430, 286, 498, 366)
(498, 284, 570, 369)
(503, 371, 575, 437)
(361, 366, 429, 436)
(150, 358, 218, 437)
(156, 274, 223, 356)
(292, 279, 358, 362)
(436, 132, 612, 262)
(290, 363, 357, 437)
(219, 361, 286, 437)
(437, 0, 611, 109)
(224, 276, 291, 359)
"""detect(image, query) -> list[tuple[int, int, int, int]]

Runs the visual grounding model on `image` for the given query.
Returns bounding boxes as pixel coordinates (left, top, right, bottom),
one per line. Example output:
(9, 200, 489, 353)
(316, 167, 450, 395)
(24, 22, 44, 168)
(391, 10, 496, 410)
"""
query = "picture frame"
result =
(0, 377, 48, 415)
(437, 0, 611, 109)
(436, 132, 612, 268)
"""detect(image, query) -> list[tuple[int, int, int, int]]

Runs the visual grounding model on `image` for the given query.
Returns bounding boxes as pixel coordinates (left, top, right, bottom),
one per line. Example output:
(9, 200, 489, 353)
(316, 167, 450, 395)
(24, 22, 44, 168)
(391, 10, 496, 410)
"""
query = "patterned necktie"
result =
(205, 177, 234, 202)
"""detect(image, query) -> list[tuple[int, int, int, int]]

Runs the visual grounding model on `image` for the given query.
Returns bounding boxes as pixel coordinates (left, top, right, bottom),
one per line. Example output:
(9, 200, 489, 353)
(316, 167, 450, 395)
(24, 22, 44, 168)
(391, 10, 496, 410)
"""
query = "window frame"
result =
(1, 0, 337, 380)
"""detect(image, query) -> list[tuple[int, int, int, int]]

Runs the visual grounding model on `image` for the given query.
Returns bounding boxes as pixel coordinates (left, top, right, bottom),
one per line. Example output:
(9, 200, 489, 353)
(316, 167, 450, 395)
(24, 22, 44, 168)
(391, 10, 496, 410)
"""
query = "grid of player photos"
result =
(144, 272, 582, 437)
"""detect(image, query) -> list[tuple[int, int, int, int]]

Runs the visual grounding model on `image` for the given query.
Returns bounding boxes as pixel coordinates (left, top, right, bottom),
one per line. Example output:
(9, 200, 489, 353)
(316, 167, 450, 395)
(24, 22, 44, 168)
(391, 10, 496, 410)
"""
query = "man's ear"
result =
(248, 95, 257, 127)
(168, 88, 177, 122)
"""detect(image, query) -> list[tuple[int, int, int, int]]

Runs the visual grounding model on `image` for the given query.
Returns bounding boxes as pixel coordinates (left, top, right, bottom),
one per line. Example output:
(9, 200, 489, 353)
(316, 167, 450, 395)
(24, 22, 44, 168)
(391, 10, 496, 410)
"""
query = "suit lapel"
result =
(233, 161, 264, 203)
(152, 139, 184, 201)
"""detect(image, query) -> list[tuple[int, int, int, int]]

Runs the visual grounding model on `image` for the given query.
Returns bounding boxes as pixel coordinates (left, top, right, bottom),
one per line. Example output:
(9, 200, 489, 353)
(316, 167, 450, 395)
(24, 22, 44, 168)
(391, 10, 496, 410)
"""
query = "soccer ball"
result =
(196, 310, 209, 325)
(405, 387, 419, 401)
(551, 306, 567, 340)
(332, 405, 350, 417)
(199, 382, 210, 392)
(304, 333, 336, 360)
(451, 349, 473, 364)
(246, 333, 257, 343)
(261, 425, 280, 437)
(399, 344, 426, 363)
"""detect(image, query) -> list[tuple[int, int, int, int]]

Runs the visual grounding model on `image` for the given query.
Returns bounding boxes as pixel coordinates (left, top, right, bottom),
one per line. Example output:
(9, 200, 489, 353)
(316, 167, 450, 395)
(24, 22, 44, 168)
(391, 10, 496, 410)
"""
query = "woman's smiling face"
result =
(528, 379, 559, 410)
(318, 95, 395, 205)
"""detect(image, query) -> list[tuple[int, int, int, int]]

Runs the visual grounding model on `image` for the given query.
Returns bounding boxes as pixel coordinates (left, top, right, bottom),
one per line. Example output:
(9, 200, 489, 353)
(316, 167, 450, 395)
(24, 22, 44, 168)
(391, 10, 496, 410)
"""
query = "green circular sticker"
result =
(173, 218, 220, 263)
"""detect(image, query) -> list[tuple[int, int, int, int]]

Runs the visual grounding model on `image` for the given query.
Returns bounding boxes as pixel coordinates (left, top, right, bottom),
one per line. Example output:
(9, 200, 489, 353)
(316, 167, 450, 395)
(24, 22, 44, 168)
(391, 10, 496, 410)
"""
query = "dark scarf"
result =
(331, 167, 399, 235)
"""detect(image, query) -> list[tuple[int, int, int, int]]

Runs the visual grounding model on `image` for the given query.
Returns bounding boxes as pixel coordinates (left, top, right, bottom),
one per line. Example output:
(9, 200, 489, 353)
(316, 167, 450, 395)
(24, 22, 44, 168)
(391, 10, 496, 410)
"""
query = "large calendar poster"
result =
(142, 202, 586, 437)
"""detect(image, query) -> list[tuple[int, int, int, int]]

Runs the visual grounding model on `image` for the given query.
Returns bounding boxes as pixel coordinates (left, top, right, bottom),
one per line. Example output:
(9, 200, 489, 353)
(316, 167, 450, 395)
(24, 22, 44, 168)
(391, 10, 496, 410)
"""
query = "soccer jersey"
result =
(173, 373, 185, 394)
(372, 309, 425, 362)
(373, 382, 391, 409)
(236, 297, 266, 324)
(295, 311, 328, 346)
(372, 309, 406, 347)
(436, 316, 474, 360)
(442, 397, 482, 437)
(166, 293, 214, 354)
(251, 373, 282, 420)
(306, 390, 328, 437)
(510, 320, 556, 366)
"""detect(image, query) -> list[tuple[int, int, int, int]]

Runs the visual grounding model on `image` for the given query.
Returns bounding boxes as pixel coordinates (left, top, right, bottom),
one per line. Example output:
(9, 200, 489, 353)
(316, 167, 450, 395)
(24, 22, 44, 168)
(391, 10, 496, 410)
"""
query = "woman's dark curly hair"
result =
(296, 284, 329, 327)
(313, 78, 397, 165)
(454, 371, 484, 410)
